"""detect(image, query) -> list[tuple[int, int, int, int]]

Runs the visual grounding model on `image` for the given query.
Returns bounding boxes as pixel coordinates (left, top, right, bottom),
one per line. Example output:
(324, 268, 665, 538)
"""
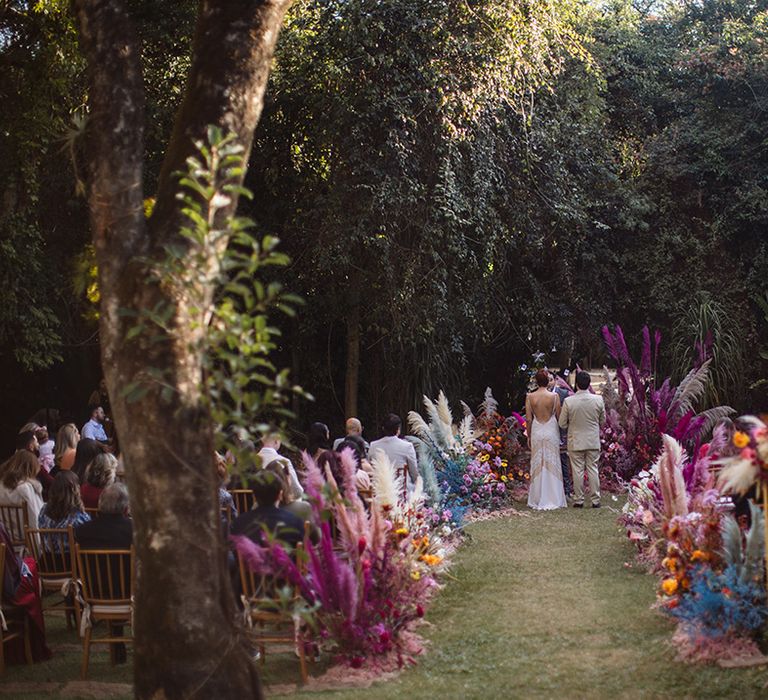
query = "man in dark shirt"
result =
(230, 469, 304, 550)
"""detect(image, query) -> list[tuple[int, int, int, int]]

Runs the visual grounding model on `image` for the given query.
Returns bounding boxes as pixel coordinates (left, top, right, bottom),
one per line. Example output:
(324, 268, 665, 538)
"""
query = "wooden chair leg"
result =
(81, 624, 92, 679)
(298, 636, 307, 684)
(23, 616, 33, 665)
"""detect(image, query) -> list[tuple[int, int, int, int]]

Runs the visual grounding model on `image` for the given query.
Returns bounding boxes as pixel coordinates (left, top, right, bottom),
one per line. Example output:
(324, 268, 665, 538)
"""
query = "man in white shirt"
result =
(369, 413, 418, 487)
(82, 405, 109, 443)
(257, 434, 303, 500)
(558, 371, 606, 508)
(332, 417, 370, 452)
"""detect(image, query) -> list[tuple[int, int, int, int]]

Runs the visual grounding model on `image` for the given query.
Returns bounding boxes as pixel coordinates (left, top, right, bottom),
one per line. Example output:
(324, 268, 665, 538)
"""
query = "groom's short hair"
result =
(576, 371, 591, 390)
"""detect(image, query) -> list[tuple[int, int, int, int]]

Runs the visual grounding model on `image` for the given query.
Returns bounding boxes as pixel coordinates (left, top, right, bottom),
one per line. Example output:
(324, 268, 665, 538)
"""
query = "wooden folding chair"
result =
(84, 507, 100, 519)
(237, 543, 311, 683)
(75, 546, 134, 679)
(0, 542, 33, 674)
(229, 489, 256, 515)
(0, 504, 29, 557)
(25, 527, 80, 631)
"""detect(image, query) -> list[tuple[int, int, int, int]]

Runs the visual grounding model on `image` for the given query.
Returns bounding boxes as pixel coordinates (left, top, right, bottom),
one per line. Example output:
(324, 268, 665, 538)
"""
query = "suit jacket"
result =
(74, 514, 133, 549)
(369, 435, 418, 483)
(558, 390, 606, 452)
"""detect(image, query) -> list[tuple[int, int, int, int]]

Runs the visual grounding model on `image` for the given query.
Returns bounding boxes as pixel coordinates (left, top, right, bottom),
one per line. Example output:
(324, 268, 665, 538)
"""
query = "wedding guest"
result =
(82, 405, 109, 444)
(35, 426, 55, 463)
(74, 482, 133, 549)
(254, 433, 303, 500)
(81, 452, 118, 509)
(332, 417, 370, 453)
(53, 423, 80, 474)
(16, 429, 53, 499)
(551, 370, 573, 497)
(335, 437, 373, 491)
(0, 522, 51, 664)
(307, 422, 331, 461)
(215, 452, 238, 532)
(230, 469, 304, 550)
(369, 414, 418, 486)
(71, 438, 108, 482)
(0, 450, 44, 540)
(263, 460, 318, 543)
(74, 482, 131, 664)
(38, 471, 91, 533)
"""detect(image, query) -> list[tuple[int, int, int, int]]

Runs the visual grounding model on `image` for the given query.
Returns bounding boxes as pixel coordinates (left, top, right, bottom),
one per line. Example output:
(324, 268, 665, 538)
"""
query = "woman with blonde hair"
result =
(81, 452, 118, 509)
(0, 450, 43, 541)
(53, 423, 80, 473)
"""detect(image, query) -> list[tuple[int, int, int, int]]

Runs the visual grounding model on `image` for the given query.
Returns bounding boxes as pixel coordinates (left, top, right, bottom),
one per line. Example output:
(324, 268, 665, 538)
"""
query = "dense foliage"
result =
(1, 0, 766, 442)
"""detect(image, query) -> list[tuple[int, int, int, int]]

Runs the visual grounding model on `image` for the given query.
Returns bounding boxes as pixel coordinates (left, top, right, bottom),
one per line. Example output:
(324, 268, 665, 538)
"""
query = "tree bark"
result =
(71, 0, 291, 697)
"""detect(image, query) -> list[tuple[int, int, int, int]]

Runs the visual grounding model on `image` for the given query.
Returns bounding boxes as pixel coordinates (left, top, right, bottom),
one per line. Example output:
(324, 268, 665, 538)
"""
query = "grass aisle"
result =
(267, 500, 767, 699)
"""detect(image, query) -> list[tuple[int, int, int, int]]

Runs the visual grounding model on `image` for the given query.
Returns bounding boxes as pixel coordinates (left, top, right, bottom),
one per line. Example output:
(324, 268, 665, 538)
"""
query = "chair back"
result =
(0, 504, 29, 555)
(229, 489, 256, 515)
(75, 546, 134, 606)
(238, 542, 305, 601)
(84, 507, 99, 519)
(25, 527, 76, 582)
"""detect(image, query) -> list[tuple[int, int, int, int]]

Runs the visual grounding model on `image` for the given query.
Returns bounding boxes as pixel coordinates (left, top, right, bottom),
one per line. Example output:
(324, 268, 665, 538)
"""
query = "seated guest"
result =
(215, 453, 238, 533)
(336, 437, 373, 492)
(332, 417, 370, 453)
(0, 450, 44, 539)
(35, 425, 55, 470)
(38, 471, 91, 533)
(81, 405, 109, 444)
(74, 483, 131, 665)
(307, 422, 331, 461)
(257, 433, 303, 500)
(230, 470, 304, 550)
(369, 413, 419, 486)
(71, 438, 107, 482)
(81, 452, 118, 509)
(74, 482, 132, 548)
(0, 522, 51, 664)
(16, 429, 53, 499)
(53, 423, 80, 474)
(264, 460, 318, 543)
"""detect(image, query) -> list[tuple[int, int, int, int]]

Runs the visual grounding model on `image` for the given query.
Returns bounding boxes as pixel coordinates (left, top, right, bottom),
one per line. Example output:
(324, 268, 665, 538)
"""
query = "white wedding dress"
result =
(527, 408, 567, 511)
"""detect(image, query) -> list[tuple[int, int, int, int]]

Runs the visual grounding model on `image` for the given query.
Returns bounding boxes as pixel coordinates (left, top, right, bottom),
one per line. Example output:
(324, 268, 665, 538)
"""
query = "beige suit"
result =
(559, 390, 606, 505)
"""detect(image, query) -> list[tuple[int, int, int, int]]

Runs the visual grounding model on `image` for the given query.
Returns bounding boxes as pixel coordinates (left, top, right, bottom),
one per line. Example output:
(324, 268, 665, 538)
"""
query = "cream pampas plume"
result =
(370, 450, 403, 519)
(716, 455, 758, 496)
(658, 434, 688, 519)
(406, 475, 424, 514)
(407, 410, 432, 442)
(479, 387, 498, 421)
(436, 390, 453, 429)
(458, 414, 477, 449)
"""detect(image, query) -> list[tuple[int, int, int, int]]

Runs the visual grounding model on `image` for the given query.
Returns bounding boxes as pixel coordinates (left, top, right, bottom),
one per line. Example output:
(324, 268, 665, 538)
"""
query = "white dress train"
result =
(527, 414, 567, 510)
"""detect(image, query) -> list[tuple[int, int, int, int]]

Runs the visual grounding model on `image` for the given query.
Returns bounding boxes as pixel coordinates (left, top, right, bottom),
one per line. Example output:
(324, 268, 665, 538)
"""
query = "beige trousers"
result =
(569, 449, 600, 505)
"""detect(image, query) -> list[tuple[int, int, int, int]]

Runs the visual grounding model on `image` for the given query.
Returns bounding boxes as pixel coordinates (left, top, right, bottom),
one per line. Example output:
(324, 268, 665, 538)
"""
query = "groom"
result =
(558, 371, 606, 508)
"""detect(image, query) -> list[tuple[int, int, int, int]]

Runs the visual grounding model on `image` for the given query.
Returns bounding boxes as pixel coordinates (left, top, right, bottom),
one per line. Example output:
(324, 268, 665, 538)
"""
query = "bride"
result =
(526, 369, 567, 510)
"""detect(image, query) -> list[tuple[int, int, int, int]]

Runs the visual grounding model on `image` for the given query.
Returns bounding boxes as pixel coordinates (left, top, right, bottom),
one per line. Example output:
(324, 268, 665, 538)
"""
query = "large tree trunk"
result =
(71, 0, 291, 697)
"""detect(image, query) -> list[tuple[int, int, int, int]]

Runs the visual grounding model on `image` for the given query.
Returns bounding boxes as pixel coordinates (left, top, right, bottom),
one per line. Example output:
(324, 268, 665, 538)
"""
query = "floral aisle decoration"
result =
(470, 387, 527, 485)
(601, 325, 734, 482)
(408, 390, 519, 520)
(232, 449, 451, 669)
(621, 428, 768, 663)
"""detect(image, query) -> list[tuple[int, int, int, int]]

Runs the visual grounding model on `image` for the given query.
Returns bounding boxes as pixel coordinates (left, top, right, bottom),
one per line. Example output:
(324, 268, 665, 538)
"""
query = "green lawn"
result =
(4, 500, 767, 698)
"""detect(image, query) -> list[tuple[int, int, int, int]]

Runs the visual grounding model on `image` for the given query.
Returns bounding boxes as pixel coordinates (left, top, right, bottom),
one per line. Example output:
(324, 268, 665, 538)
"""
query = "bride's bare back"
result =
(526, 388, 560, 424)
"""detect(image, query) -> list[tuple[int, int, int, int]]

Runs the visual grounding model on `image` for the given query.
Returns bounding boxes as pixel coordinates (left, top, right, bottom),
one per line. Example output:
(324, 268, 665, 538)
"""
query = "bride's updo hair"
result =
(534, 369, 550, 387)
